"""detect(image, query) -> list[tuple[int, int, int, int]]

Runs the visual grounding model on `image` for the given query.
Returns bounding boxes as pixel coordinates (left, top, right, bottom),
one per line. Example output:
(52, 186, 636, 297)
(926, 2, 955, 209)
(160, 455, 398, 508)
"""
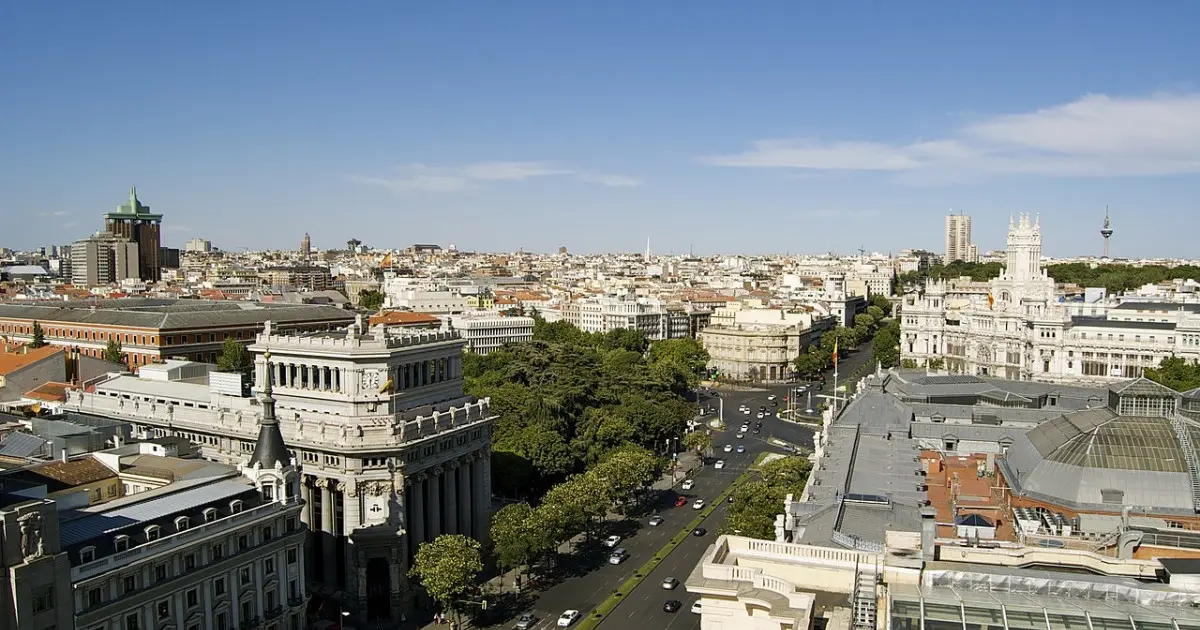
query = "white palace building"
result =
(901, 214, 1200, 383)
(61, 315, 495, 626)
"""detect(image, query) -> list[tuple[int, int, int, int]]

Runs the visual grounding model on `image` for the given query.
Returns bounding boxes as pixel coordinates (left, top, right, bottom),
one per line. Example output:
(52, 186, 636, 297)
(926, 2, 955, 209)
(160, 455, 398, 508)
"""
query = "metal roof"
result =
(0, 299, 355, 331)
(59, 478, 252, 546)
(0, 432, 48, 458)
(1109, 377, 1181, 398)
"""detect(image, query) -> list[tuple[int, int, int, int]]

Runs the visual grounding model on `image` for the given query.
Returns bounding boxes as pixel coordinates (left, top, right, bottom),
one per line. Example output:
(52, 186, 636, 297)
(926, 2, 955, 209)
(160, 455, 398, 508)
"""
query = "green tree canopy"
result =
(216, 337, 253, 372)
(724, 455, 813, 540)
(409, 534, 483, 607)
(103, 339, 124, 364)
(683, 430, 713, 455)
(489, 503, 541, 573)
(868, 294, 892, 317)
(871, 318, 901, 369)
(1145, 357, 1200, 393)
(30, 321, 45, 348)
(358, 289, 386, 311)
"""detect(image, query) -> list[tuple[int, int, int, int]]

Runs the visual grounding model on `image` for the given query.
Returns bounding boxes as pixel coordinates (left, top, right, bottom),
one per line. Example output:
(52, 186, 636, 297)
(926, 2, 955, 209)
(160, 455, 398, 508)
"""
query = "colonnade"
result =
(405, 450, 491, 554)
(267, 356, 464, 393)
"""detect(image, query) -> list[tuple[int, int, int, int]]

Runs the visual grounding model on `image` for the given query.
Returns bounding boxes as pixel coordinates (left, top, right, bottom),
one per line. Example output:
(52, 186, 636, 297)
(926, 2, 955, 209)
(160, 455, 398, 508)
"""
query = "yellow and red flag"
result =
(833, 338, 839, 369)
(987, 292, 995, 310)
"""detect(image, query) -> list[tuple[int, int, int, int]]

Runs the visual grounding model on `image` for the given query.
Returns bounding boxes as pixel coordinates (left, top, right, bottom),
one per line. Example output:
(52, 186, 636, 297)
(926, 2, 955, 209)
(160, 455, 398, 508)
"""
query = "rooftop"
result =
(0, 299, 355, 331)
(0, 344, 63, 376)
(2, 455, 116, 492)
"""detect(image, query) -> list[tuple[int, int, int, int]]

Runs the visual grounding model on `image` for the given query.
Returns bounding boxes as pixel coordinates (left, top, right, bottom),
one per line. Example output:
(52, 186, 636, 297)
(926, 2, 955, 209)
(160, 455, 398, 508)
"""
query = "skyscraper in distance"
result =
(103, 187, 163, 281)
(944, 212, 976, 263)
(301, 233, 312, 259)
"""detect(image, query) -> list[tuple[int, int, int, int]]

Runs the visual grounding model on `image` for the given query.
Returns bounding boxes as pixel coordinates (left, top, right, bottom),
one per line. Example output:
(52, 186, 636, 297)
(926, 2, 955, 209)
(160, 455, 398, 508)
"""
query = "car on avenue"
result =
(681, 479, 695, 490)
(558, 610, 581, 627)
(662, 577, 681, 590)
(768, 394, 777, 401)
(649, 514, 664, 526)
(515, 613, 537, 630)
(602, 535, 621, 548)
(691, 601, 703, 614)
(693, 499, 706, 509)
(608, 548, 629, 564)
(736, 445, 746, 453)
(714, 460, 725, 469)
(693, 527, 708, 536)
(663, 600, 683, 613)
(723, 444, 733, 453)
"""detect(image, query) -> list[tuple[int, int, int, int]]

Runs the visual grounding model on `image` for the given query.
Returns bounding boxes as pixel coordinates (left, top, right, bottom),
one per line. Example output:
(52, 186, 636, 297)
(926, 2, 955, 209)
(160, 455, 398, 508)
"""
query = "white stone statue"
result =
(18, 512, 44, 560)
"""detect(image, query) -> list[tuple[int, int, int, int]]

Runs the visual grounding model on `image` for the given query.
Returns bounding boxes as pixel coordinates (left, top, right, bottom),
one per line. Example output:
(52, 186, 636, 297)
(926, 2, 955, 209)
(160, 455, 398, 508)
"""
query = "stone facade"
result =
(62, 316, 495, 625)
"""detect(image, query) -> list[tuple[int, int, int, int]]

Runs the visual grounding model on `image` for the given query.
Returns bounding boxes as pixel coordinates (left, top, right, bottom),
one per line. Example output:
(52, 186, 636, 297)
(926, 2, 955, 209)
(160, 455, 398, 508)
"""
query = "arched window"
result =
(79, 546, 97, 563)
(145, 525, 162, 542)
(175, 516, 191, 532)
(203, 507, 219, 523)
(114, 534, 131, 552)
(229, 500, 244, 514)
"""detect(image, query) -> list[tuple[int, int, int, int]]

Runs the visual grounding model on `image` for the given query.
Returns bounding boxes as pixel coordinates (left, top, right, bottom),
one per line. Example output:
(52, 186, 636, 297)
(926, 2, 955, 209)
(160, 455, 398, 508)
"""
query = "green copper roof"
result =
(104, 186, 162, 220)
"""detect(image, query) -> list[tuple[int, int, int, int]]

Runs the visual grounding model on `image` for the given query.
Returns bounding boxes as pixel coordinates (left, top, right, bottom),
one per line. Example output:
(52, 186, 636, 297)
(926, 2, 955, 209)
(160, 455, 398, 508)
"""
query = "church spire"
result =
(248, 351, 290, 469)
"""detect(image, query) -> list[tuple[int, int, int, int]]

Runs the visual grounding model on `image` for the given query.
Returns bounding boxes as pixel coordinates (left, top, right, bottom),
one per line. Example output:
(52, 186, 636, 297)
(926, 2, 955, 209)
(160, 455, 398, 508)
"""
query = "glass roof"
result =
(1046, 416, 1187, 473)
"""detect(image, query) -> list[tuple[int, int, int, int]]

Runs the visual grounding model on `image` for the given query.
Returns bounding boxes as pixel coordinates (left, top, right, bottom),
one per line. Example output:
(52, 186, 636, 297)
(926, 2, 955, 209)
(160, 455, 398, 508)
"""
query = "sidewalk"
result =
(417, 460, 695, 630)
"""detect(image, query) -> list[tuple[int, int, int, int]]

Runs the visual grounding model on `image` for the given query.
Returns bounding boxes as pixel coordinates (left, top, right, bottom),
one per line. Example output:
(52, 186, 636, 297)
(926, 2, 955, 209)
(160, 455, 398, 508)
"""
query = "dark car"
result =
(663, 600, 683, 613)
(693, 527, 708, 536)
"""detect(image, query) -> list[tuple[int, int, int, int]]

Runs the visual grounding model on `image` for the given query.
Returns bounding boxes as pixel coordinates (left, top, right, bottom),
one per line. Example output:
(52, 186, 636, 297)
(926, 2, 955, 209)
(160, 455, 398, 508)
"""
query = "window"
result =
(124, 613, 140, 630)
(186, 588, 199, 608)
(185, 552, 196, 570)
(230, 500, 244, 514)
(114, 535, 130, 552)
(286, 517, 297, 533)
(145, 525, 161, 541)
(32, 585, 53, 612)
(157, 600, 170, 619)
(262, 526, 273, 541)
(287, 548, 298, 565)
(241, 601, 253, 624)
(155, 564, 168, 582)
(80, 546, 96, 563)
(265, 558, 275, 575)
(238, 535, 249, 551)
(123, 575, 136, 593)
(214, 577, 226, 596)
(240, 566, 252, 585)
(211, 543, 224, 559)
(216, 612, 228, 630)
(203, 508, 218, 523)
(175, 516, 190, 531)
(88, 587, 102, 607)
(262, 484, 274, 501)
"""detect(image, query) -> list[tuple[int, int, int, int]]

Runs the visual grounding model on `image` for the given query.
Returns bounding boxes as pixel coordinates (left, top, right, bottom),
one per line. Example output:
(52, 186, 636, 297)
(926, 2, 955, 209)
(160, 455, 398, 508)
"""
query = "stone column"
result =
(444, 464, 459, 535)
(472, 452, 489, 543)
(321, 481, 337, 585)
(343, 481, 360, 534)
(318, 366, 326, 391)
(458, 457, 472, 536)
(408, 475, 426, 551)
(427, 468, 442, 539)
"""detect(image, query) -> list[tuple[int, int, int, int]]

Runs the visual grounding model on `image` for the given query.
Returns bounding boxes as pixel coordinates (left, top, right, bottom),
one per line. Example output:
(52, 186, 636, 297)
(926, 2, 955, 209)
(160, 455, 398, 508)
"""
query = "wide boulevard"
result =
(488, 347, 875, 630)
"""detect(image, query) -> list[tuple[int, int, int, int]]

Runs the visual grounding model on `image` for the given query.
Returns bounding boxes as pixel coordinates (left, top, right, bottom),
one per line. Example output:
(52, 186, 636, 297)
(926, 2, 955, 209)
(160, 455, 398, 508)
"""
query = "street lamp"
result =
(339, 609, 350, 630)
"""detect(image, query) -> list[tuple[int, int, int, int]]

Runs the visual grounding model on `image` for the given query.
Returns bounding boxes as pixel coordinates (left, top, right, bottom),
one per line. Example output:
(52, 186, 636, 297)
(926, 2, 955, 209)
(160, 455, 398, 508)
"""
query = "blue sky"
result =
(3, 2, 1199, 257)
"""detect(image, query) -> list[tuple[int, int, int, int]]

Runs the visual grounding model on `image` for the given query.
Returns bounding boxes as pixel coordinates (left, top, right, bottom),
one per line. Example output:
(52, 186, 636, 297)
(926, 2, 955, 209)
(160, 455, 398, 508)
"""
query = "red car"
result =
(675, 496, 689, 507)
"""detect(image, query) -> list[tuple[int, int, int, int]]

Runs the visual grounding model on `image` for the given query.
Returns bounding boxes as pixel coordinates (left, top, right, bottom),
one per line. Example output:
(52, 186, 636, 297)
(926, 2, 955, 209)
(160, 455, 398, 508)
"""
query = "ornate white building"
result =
(62, 315, 495, 626)
(902, 215, 1200, 383)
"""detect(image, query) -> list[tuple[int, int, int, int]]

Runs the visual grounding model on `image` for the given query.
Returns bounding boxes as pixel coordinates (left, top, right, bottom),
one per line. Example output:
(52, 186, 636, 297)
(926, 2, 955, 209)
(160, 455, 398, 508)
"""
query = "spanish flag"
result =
(380, 252, 393, 268)
(987, 292, 995, 310)
(833, 338, 839, 369)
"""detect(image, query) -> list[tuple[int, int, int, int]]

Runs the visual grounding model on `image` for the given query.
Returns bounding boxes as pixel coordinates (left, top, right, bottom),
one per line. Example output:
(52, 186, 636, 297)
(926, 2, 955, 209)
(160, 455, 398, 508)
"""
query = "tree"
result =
(592, 446, 661, 507)
(868, 294, 892, 317)
(927, 357, 946, 370)
(409, 534, 483, 615)
(647, 338, 710, 378)
(725, 481, 782, 539)
(871, 319, 901, 369)
(358, 289, 386, 311)
(900, 358, 920, 369)
(30, 321, 45, 348)
(866, 305, 885, 322)
(759, 457, 812, 490)
(216, 337, 252, 372)
(103, 339, 124, 364)
(489, 503, 541, 576)
(683, 430, 713, 455)
(1146, 357, 1200, 393)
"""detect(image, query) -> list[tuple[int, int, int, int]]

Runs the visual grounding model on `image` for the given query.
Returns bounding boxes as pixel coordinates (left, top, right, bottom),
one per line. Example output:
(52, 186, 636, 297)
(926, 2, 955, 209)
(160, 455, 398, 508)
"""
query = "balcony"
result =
(266, 605, 284, 619)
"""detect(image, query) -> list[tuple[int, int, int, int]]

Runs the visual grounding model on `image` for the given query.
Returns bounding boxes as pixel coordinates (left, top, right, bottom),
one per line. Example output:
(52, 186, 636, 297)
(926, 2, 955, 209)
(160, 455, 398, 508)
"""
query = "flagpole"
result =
(832, 340, 839, 414)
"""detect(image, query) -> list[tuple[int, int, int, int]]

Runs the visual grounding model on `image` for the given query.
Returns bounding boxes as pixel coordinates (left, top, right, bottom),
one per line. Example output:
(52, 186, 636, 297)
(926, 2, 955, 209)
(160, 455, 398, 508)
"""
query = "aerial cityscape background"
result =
(5, 5, 1200, 630)
(4, 2, 1200, 255)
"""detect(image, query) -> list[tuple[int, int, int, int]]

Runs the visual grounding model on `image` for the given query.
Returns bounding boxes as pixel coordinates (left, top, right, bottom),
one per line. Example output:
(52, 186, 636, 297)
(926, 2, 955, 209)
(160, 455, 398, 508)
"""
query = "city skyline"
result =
(4, 2, 1200, 256)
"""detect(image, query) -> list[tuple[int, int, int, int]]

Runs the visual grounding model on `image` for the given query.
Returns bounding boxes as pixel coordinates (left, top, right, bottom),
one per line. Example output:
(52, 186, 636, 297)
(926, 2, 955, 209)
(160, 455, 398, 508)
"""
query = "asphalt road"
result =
(486, 348, 878, 630)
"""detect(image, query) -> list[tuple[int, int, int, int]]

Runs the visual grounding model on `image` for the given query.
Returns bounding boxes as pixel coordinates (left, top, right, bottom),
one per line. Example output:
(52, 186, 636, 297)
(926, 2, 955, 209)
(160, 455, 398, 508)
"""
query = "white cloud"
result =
(353, 161, 640, 192)
(39, 211, 69, 217)
(700, 93, 1200, 182)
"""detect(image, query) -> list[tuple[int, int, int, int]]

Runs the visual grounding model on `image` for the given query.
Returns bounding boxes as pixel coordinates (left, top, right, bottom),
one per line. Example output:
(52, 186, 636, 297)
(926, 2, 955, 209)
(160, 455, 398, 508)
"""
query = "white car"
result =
(692, 499, 706, 509)
(661, 577, 681, 590)
(681, 479, 695, 490)
(649, 515, 664, 526)
(743, 409, 750, 415)
(723, 444, 733, 453)
(756, 412, 764, 419)
(602, 535, 621, 548)
(767, 394, 777, 401)
(558, 610, 581, 627)
(737, 432, 745, 439)
(691, 601, 702, 614)
(736, 445, 746, 454)
(714, 460, 725, 469)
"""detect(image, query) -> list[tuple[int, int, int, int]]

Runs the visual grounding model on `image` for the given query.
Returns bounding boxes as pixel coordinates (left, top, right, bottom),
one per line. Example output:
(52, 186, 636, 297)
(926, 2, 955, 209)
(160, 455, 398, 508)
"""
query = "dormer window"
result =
(145, 525, 162, 542)
(203, 508, 218, 523)
(114, 535, 130, 552)
(229, 500, 244, 514)
(80, 546, 96, 563)
(262, 484, 275, 501)
(175, 516, 191, 532)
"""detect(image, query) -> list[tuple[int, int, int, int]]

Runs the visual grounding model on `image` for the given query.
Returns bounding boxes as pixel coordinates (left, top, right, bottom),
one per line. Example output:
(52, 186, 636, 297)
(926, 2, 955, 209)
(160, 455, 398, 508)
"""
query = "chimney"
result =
(920, 506, 938, 561)
(60, 450, 68, 463)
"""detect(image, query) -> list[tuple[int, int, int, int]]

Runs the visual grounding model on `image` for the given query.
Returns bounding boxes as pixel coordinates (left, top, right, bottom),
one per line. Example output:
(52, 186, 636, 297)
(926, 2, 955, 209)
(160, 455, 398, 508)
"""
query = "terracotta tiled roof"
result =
(0, 344, 63, 376)
(24, 381, 71, 403)
(17, 455, 116, 489)
(368, 311, 442, 326)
